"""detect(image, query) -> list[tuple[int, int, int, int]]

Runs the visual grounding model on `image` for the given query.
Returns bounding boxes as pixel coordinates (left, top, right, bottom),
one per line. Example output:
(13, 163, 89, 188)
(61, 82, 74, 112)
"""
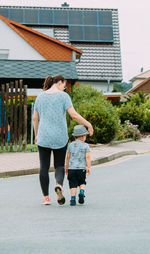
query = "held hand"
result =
(35, 136, 37, 144)
(65, 168, 68, 175)
(88, 124, 94, 136)
(86, 168, 91, 175)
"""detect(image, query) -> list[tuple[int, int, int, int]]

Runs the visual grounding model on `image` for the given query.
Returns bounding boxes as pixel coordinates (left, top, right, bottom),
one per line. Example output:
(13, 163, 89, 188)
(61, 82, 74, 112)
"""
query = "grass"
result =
(0, 144, 38, 153)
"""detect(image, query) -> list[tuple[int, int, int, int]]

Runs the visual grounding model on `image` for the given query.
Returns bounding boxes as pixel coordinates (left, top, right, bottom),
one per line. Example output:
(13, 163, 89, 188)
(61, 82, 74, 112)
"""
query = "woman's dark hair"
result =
(43, 75, 65, 91)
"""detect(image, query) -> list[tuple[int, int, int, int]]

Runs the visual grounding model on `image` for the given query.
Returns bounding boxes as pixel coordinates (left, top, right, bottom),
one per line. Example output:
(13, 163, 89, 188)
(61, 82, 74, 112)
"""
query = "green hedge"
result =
(141, 97, 150, 132)
(117, 93, 150, 132)
(68, 85, 120, 144)
(117, 102, 145, 130)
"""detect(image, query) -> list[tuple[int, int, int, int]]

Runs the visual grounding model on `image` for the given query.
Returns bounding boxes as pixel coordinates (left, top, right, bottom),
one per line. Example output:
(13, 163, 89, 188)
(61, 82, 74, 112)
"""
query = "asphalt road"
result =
(0, 154, 150, 254)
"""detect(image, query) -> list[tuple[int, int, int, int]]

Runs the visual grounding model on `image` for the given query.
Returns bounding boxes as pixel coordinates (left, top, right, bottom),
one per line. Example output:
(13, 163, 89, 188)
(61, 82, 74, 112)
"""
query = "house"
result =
(0, 5, 122, 92)
(128, 77, 150, 94)
(127, 70, 150, 93)
(0, 15, 82, 96)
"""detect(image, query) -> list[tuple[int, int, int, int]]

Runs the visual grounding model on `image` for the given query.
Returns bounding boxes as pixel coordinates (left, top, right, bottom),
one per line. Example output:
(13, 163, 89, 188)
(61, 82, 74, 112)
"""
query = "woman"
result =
(33, 75, 93, 205)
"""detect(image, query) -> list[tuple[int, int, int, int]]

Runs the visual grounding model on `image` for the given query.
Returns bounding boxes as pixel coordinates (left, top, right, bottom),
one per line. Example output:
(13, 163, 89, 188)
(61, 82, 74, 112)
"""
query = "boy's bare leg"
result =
(70, 188, 77, 206)
(79, 184, 85, 190)
(70, 188, 77, 196)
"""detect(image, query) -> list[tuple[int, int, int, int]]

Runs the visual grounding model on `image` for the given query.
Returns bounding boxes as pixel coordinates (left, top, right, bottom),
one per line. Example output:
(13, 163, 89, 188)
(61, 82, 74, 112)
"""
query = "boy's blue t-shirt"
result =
(67, 140, 90, 170)
(34, 91, 72, 149)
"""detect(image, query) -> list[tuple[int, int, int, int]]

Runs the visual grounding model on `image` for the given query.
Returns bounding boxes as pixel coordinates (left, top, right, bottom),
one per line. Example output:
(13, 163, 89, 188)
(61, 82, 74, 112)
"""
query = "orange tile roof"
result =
(0, 15, 82, 61)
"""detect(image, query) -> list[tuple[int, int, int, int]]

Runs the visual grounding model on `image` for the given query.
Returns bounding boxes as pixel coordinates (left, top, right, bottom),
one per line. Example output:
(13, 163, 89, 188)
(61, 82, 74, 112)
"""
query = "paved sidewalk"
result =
(0, 137, 150, 177)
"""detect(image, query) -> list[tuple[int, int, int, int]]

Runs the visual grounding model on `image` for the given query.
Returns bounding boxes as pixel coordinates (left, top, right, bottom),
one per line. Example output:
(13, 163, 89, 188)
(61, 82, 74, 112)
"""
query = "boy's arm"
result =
(65, 152, 70, 175)
(86, 152, 91, 175)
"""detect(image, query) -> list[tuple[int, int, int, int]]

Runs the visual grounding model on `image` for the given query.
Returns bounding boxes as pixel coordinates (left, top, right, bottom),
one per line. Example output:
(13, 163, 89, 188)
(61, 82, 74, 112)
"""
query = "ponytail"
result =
(43, 76, 53, 91)
(43, 75, 65, 91)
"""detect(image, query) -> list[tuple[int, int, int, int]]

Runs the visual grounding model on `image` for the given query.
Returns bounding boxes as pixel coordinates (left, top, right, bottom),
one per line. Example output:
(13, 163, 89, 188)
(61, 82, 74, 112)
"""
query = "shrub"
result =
(117, 102, 145, 130)
(114, 122, 126, 141)
(125, 92, 148, 105)
(68, 85, 120, 144)
(123, 120, 141, 140)
(141, 110, 150, 132)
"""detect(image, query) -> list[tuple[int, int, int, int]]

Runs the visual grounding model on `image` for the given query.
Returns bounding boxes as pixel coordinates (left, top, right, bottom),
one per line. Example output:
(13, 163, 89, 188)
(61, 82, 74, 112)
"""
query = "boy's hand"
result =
(86, 168, 91, 175)
(65, 168, 68, 175)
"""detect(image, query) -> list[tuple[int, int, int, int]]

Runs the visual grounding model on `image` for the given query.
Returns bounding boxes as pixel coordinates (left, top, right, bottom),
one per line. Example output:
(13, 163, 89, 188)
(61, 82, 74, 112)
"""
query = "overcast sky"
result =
(0, 0, 150, 82)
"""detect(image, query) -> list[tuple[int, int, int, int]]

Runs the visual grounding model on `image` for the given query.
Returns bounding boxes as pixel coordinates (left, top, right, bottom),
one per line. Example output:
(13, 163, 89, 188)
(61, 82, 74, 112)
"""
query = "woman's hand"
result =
(67, 106, 94, 136)
(35, 136, 37, 144)
(88, 124, 94, 136)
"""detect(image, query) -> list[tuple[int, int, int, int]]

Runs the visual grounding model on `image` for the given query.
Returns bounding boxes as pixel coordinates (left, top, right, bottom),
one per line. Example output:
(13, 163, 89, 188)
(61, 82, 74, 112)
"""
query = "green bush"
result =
(117, 102, 145, 130)
(68, 85, 120, 144)
(141, 110, 150, 132)
(125, 92, 148, 105)
(140, 98, 150, 131)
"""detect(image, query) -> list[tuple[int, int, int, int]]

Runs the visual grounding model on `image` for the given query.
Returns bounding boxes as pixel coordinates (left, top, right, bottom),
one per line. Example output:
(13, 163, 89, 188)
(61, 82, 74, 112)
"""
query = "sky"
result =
(0, 0, 150, 82)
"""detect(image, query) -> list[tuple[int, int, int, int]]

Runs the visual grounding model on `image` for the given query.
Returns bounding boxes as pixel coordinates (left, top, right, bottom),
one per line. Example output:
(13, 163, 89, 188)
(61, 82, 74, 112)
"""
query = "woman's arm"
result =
(33, 110, 39, 144)
(67, 106, 94, 136)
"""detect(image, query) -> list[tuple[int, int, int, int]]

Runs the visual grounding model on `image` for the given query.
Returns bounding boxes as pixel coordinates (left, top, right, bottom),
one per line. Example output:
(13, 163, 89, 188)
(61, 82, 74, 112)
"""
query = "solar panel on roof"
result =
(99, 11, 112, 25)
(84, 26, 98, 41)
(0, 7, 114, 43)
(83, 11, 97, 25)
(0, 8, 9, 17)
(69, 25, 113, 42)
(24, 9, 38, 24)
(69, 10, 83, 25)
(39, 10, 53, 24)
(98, 26, 113, 41)
(69, 26, 83, 41)
(10, 9, 23, 23)
(53, 10, 68, 25)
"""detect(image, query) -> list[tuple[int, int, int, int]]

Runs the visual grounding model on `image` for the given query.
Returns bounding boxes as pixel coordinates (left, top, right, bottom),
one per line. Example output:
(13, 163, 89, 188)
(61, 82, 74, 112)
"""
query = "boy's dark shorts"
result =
(67, 169, 86, 189)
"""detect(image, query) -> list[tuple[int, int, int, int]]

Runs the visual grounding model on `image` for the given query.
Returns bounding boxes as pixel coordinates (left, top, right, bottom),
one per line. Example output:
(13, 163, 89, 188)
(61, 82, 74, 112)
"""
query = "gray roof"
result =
(0, 6, 123, 82)
(0, 60, 78, 79)
(54, 9, 122, 81)
(54, 10, 122, 81)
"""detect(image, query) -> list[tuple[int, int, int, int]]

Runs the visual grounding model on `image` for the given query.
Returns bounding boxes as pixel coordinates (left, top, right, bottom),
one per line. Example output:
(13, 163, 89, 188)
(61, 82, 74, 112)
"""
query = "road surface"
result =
(0, 154, 150, 254)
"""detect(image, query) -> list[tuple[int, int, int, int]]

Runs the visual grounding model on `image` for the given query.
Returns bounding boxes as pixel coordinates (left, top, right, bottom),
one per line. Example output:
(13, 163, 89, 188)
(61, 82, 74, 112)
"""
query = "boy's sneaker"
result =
(42, 196, 51, 205)
(78, 193, 85, 204)
(70, 199, 76, 206)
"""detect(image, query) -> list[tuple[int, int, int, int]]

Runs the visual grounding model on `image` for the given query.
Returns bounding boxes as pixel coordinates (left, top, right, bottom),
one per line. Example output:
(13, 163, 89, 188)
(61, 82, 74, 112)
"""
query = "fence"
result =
(0, 80, 27, 152)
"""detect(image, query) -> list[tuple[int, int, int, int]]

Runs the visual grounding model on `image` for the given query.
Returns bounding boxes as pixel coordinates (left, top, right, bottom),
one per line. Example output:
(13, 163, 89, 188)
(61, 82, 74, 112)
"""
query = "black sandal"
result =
(55, 186, 65, 205)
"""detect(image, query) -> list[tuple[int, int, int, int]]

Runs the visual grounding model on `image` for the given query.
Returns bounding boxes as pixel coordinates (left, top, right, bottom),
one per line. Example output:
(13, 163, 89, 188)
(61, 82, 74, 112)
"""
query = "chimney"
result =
(61, 2, 69, 8)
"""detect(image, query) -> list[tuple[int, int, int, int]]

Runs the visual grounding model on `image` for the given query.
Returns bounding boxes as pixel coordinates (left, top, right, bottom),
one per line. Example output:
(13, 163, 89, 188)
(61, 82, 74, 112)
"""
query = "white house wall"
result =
(78, 81, 113, 92)
(0, 20, 45, 60)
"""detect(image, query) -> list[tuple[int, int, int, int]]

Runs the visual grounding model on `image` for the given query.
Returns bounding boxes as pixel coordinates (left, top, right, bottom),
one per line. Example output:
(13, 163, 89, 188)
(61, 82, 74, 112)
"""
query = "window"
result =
(32, 28, 54, 38)
(0, 49, 9, 59)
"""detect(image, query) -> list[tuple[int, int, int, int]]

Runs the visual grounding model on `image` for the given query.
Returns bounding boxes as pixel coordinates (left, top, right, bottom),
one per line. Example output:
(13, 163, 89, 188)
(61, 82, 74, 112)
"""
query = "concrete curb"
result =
(91, 150, 137, 166)
(0, 150, 137, 178)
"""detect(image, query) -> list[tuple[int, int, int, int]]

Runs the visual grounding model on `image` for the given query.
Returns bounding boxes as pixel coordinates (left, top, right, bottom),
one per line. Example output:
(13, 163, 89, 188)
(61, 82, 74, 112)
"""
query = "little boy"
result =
(66, 125, 91, 206)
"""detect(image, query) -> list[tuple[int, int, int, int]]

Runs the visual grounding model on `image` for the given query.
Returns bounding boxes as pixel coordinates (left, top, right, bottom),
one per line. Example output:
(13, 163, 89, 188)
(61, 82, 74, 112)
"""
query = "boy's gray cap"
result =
(72, 125, 89, 137)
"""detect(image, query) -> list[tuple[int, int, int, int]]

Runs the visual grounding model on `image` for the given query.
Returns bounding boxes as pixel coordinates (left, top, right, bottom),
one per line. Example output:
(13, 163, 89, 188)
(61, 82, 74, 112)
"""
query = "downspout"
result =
(107, 79, 110, 92)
